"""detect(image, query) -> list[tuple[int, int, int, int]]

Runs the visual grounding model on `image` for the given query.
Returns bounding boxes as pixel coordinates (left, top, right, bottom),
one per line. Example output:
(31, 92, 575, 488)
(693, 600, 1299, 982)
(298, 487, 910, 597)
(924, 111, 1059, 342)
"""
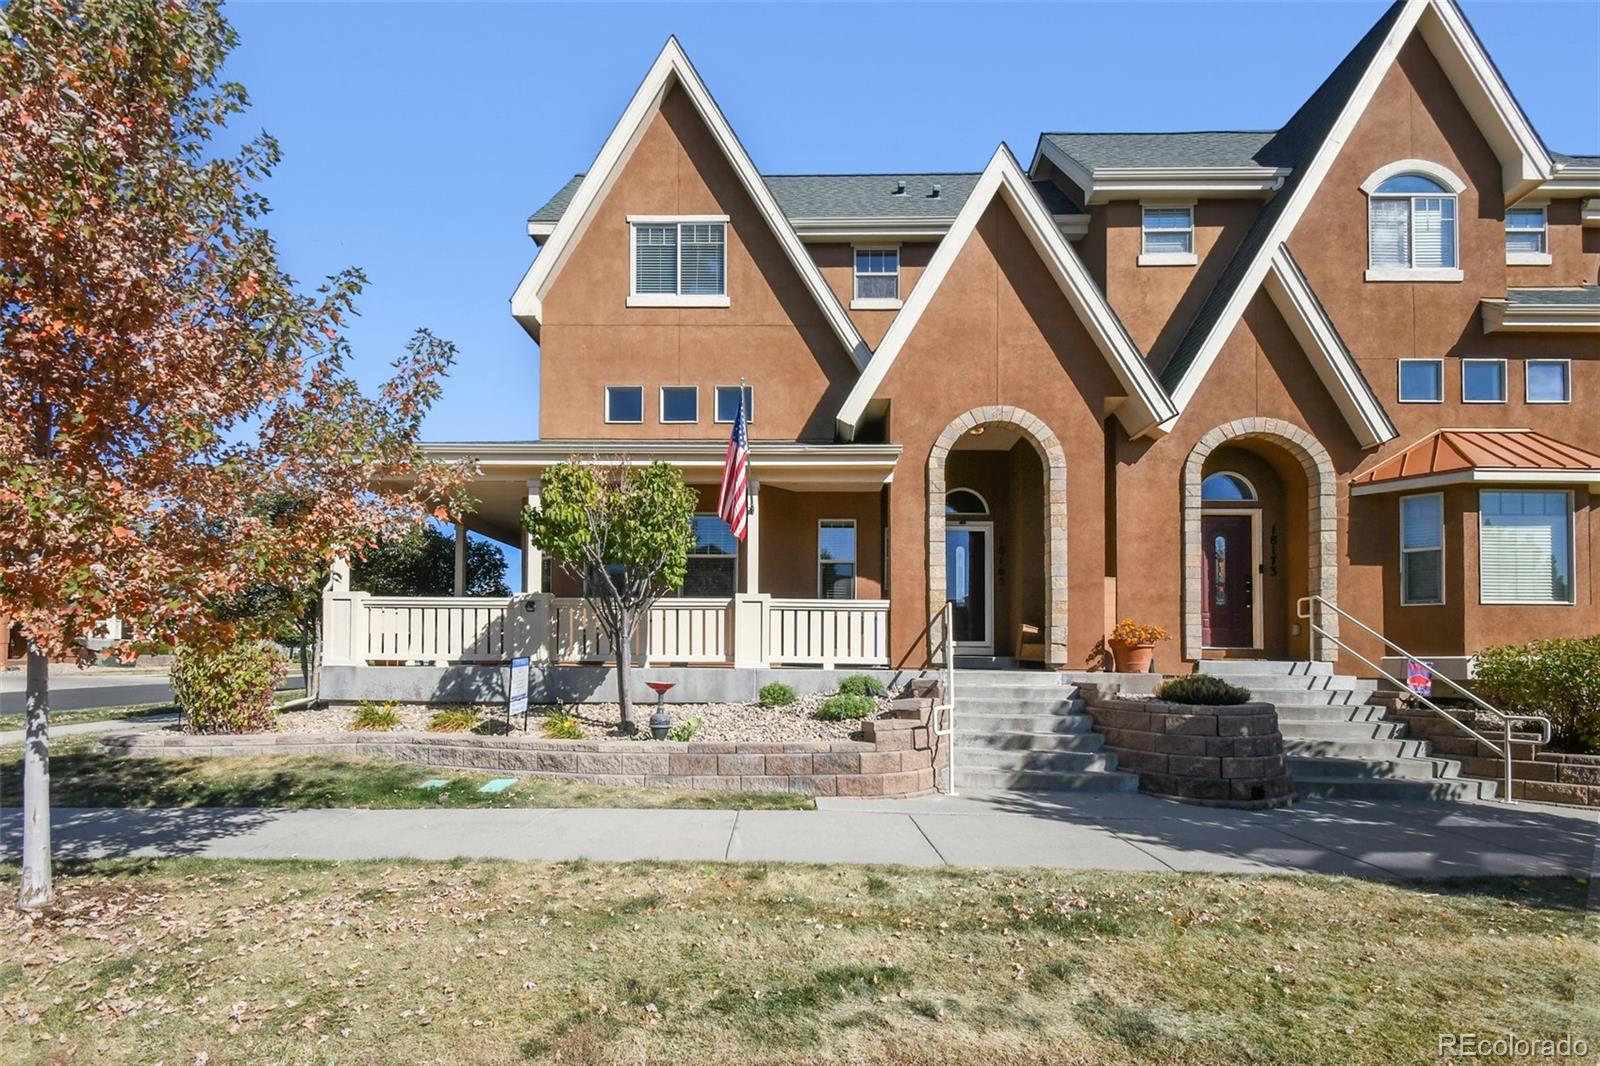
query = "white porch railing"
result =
(323, 590, 889, 669)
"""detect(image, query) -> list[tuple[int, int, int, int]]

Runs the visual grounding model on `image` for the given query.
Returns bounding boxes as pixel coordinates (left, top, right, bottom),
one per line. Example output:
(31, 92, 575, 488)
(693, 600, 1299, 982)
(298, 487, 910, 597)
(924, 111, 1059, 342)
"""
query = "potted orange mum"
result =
(1108, 618, 1168, 674)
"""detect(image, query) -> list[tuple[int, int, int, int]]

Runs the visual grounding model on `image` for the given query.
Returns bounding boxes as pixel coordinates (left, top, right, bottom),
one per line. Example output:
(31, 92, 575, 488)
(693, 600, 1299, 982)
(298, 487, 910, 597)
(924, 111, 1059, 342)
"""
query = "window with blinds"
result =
(1400, 493, 1444, 606)
(818, 520, 857, 599)
(682, 514, 738, 597)
(632, 221, 725, 297)
(1369, 175, 1456, 270)
(854, 248, 899, 300)
(1505, 207, 1547, 255)
(1142, 206, 1193, 254)
(1480, 491, 1573, 605)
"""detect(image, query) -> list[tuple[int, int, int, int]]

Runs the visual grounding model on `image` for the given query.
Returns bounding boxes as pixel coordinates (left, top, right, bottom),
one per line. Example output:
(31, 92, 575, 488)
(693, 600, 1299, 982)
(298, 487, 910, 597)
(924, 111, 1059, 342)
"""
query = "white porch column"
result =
(453, 517, 467, 597)
(521, 477, 543, 593)
(745, 479, 761, 594)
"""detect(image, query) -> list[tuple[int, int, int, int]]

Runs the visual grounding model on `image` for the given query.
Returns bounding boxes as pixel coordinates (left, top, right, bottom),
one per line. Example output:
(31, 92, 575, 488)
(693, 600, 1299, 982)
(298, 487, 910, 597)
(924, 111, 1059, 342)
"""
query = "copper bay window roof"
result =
(1349, 428, 1600, 495)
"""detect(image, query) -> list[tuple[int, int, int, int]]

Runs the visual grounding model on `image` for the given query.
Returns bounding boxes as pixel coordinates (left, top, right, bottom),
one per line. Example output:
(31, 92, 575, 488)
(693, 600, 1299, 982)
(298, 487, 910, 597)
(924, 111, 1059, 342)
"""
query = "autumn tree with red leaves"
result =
(0, 1, 464, 908)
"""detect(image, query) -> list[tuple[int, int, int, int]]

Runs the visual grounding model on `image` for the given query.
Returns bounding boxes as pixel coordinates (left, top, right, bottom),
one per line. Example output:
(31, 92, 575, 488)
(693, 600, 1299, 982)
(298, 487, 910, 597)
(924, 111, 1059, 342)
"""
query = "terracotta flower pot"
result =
(1109, 638, 1156, 673)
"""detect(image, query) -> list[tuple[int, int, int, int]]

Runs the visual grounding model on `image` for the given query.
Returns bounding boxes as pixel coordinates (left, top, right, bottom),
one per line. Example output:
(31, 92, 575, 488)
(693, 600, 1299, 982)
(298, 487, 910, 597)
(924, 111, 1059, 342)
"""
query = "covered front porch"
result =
(343, 440, 902, 673)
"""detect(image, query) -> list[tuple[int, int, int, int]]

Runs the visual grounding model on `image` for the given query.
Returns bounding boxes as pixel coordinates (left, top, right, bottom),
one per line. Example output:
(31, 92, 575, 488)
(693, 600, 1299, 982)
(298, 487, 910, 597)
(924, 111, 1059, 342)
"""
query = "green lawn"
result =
(0, 737, 811, 811)
(0, 860, 1593, 1065)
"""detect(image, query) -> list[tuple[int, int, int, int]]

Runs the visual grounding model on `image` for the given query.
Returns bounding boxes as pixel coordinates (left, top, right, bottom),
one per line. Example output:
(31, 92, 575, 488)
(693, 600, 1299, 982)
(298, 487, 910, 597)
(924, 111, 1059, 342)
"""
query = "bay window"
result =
(1400, 493, 1445, 606)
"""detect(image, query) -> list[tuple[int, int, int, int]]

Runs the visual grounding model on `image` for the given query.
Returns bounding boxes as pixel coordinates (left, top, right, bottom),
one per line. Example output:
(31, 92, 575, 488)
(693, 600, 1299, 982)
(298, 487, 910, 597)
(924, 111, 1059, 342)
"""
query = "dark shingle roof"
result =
(1505, 286, 1600, 307)
(529, 171, 1083, 227)
(1157, 0, 1409, 390)
(1042, 131, 1286, 172)
(1552, 151, 1600, 168)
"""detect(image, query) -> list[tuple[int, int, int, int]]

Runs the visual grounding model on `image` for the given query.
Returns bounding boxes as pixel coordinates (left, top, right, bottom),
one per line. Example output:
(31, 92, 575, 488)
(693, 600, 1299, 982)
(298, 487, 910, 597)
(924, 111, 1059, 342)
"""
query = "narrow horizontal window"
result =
(1461, 360, 1505, 403)
(604, 385, 644, 424)
(1397, 359, 1443, 403)
(1399, 493, 1444, 606)
(1142, 206, 1193, 255)
(818, 519, 858, 599)
(854, 248, 900, 301)
(1525, 360, 1570, 404)
(1480, 490, 1573, 605)
(714, 385, 754, 424)
(660, 386, 698, 423)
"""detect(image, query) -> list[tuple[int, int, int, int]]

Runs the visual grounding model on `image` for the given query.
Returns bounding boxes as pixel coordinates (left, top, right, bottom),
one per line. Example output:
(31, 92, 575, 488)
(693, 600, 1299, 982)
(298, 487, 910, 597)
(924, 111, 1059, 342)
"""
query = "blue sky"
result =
(224, 1, 1599, 452)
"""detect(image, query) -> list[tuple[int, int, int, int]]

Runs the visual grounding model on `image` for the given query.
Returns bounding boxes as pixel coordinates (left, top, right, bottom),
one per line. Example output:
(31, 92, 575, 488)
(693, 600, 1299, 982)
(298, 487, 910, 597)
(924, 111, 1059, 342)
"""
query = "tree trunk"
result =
(18, 645, 52, 909)
(615, 608, 635, 732)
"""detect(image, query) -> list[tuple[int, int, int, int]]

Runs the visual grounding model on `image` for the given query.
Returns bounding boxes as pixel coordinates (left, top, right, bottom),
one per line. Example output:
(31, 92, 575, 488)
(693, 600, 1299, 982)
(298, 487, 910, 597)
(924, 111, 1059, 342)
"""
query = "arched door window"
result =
(945, 489, 990, 516)
(1200, 472, 1257, 503)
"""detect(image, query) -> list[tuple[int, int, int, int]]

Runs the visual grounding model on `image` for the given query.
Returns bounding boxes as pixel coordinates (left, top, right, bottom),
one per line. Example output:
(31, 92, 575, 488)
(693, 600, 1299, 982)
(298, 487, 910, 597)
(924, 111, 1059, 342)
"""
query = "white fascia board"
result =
(1582, 199, 1600, 226)
(1481, 300, 1600, 333)
(1263, 249, 1397, 448)
(1351, 467, 1600, 496)
(1168, 0, 1557, 414)
(833, 145, 1176, 441)
(507, 38, 870, 370)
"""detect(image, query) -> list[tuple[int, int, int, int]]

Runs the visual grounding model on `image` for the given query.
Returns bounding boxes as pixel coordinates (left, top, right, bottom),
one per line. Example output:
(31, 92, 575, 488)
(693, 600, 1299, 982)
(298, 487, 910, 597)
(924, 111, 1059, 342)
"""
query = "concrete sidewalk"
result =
(0, 713, 179, 746)
(2, 790, 1594, 881)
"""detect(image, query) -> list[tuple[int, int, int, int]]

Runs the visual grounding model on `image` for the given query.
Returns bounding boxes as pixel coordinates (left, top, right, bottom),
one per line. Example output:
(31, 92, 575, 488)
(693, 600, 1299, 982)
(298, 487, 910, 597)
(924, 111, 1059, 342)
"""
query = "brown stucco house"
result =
(325, 0, 1597, 797)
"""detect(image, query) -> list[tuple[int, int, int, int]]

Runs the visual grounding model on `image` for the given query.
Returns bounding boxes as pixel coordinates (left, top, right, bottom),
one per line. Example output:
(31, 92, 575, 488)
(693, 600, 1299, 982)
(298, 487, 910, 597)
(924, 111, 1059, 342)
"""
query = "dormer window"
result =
(1139, 205, 1196, 266)
(628, 216, 730, 307)
(852, 247, 901, 309)
(1362, 162, 1464, 282)
(1505, 206, 1550, 265)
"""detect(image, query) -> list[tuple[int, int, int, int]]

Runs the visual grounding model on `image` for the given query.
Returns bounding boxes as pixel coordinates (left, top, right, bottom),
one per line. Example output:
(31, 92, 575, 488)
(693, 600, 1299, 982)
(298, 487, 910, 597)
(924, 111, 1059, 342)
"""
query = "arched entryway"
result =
(928, 406, 1067, 665)
(1182, 418, 1339, 661)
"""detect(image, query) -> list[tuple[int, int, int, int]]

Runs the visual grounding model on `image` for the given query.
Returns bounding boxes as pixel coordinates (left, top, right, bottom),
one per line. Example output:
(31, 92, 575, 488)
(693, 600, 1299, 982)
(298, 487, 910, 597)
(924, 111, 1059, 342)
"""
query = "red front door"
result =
(1201, 514, 1254, 648)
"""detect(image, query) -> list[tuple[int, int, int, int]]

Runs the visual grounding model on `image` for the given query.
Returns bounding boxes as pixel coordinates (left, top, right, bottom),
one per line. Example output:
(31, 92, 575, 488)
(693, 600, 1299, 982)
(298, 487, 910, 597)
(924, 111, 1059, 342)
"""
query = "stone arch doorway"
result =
(928, 406, 1068, 665)
(1182, 417, 1339, 662)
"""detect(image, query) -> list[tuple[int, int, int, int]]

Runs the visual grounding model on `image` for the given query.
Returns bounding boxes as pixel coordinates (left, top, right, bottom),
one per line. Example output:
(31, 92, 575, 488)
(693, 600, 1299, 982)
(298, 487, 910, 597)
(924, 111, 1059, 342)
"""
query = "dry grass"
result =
(1, 860, 1594, 1065)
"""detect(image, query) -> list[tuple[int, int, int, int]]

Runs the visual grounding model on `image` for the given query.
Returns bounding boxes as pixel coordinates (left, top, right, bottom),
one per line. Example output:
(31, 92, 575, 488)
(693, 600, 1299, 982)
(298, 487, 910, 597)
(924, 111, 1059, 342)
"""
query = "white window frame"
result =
(1138, 203, 1197, 266)
(1505, 203, 1551, 265)
(1361, 161, 1465, 282)
(851, 245, 902, 310)
(713, 384, 754, 424)
(1478, 489, 1576, 606)
(1461, 358, 1507, 404)
(626, 215, 731, 308)
(1399, 492, 1446, 607)
(817, 519, 858, 599)
(1396, 357, 1444, 404)
(603, 385, 645, 424)
(1525, 358, 1571, 405)
(659, 385, 699, 424)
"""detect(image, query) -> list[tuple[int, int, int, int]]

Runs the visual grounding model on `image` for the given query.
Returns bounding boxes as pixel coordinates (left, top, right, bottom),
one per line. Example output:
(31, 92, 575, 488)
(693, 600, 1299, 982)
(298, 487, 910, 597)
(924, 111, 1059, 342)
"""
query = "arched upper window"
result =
(1362, 161, 1464, 274)
(945, 489, 990, 516)
(1201, 472, 1257, 502)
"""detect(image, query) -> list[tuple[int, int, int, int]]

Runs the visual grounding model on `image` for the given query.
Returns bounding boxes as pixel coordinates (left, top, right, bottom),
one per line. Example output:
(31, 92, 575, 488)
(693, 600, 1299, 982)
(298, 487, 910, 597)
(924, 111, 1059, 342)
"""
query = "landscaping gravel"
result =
(274, 691, 894, 743)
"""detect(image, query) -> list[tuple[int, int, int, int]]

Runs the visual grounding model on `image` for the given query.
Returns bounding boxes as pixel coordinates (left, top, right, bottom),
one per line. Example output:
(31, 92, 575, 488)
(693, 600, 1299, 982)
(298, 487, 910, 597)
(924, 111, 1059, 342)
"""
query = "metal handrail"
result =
(931, 601, 957, 796)
(1296, 595, 1552, 804)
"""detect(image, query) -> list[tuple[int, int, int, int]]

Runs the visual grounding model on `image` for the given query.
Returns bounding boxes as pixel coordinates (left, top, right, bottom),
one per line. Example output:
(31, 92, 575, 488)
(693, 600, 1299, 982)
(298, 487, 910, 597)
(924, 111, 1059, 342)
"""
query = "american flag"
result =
(717, 392, 749, 541)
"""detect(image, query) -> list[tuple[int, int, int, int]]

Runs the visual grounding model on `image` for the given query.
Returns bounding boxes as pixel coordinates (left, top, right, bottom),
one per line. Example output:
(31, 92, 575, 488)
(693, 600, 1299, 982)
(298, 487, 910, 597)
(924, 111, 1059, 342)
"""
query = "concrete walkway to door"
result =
(3, 790, 1594, 883)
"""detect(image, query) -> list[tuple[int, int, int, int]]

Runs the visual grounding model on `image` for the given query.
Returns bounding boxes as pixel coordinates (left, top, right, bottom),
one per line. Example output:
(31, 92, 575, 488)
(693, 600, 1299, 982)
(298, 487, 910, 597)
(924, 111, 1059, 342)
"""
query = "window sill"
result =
(1138, 251, 1198, 267)
(627, 294, 731, 308)
(850, 297, 903, 310)
(1506, 251, 1552, 266)
(1364, 267, 1463, 283)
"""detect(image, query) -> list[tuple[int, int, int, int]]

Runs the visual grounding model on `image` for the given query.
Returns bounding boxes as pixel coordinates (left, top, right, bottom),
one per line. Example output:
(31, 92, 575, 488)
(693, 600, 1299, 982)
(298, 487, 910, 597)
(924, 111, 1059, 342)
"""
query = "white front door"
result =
(947, 521, 994, 655)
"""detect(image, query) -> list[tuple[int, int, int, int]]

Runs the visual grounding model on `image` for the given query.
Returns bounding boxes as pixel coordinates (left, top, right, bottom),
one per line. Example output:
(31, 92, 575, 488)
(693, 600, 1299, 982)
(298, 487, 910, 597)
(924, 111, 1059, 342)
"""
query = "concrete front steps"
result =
(1197, 660, 1499, 802)
(953, 672, 1139, 793)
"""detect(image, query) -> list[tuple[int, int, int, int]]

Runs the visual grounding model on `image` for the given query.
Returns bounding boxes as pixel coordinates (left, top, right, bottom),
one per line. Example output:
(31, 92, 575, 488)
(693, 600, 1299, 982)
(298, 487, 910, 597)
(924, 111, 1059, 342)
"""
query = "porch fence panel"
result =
(361, 596, 515, 664)
(766, 598, 891, 668)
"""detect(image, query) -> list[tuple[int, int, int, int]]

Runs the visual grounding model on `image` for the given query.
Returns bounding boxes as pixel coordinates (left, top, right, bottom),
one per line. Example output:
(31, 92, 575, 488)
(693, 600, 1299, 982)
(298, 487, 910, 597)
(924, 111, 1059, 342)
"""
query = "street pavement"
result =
(3, 790, 1594, 882)
(0, 669, 303, 714)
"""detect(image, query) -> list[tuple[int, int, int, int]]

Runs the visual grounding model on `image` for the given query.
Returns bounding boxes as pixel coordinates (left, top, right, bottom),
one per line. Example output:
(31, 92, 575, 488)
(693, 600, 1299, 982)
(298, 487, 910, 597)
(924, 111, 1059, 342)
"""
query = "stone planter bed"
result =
(101, 696, 944, 798)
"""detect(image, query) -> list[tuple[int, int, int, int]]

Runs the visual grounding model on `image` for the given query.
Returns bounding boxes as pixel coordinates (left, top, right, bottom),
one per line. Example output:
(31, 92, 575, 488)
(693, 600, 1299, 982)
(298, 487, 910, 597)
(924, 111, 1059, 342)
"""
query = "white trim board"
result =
(834, 144, 1177, 441)
(1165, 0, 1554, 420)
(508, 38, 870, 371)
(1351, 468, 1600, 496)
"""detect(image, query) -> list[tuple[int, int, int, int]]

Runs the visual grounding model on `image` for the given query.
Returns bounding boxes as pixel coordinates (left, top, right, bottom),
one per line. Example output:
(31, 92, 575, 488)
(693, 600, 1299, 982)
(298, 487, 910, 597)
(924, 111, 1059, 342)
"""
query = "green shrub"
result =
(1154, 674, 1252, 706)
(667, 716, 703, 742)
(817, 693, 876, 721)
(541, 711, 584, 740)
(350, 701, 400, 731)
(427, 706, 479, 732)
(1474, 636, 1600, 753)
(837, 674, 886, 698)
(758, 682, 797, 707)
(171, 639, 287, 734)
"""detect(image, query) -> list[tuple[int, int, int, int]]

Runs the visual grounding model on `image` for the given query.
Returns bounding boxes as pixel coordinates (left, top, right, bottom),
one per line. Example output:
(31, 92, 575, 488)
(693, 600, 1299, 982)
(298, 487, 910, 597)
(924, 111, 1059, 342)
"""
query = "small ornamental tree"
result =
(523, 461, 697, 731)
(0, 0, 466, 908)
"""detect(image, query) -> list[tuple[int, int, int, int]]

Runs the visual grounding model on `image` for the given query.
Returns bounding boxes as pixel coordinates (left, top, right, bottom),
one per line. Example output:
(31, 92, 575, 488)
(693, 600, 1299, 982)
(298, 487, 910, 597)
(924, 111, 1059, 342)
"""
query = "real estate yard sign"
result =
(508, 657, 530, 720)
